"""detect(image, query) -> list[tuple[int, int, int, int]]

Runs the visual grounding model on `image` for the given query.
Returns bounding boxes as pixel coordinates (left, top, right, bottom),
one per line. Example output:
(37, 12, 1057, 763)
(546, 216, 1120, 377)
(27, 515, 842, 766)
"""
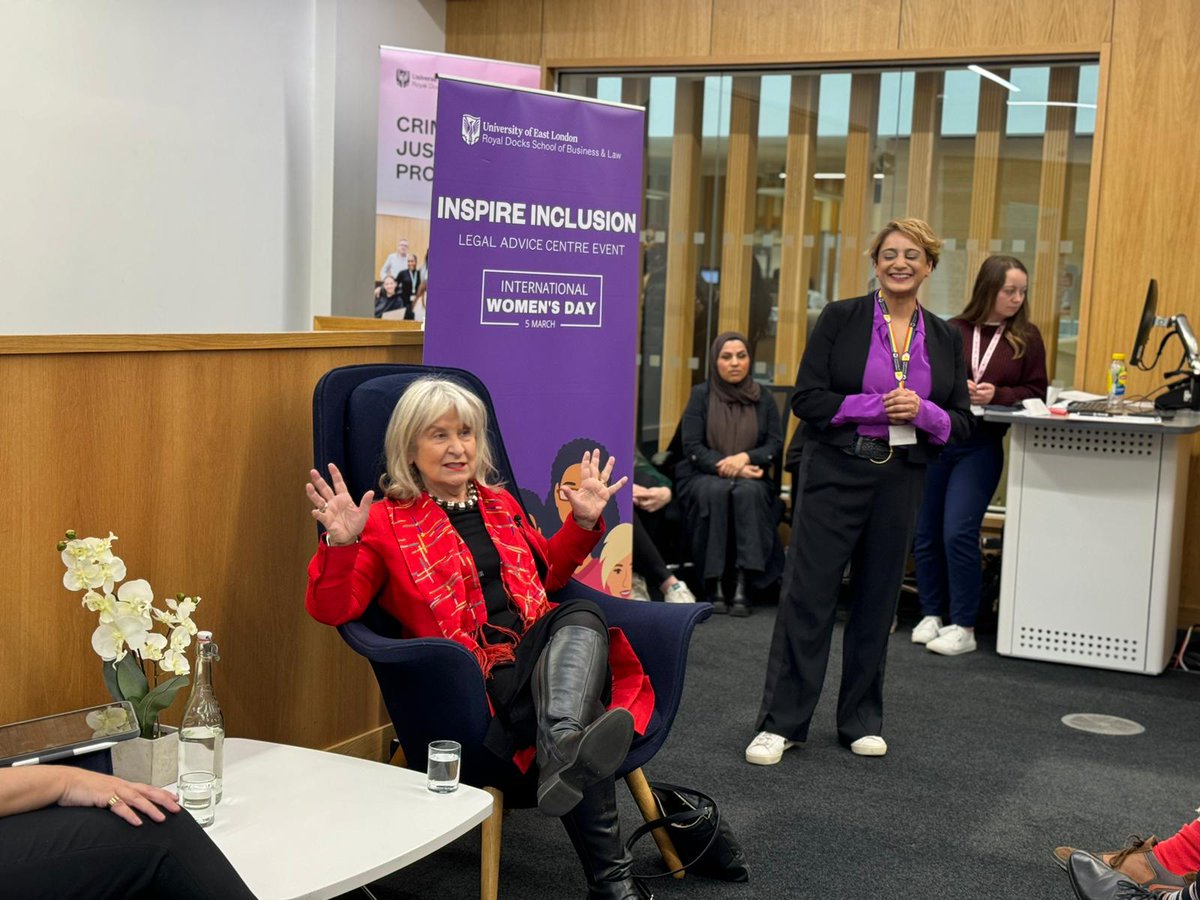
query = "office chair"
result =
(312, 363, 710, 900)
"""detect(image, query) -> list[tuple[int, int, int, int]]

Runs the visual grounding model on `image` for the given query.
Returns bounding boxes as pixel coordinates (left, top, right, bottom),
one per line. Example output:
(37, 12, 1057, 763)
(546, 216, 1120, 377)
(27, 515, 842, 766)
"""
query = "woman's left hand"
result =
(716, 452, 751, 478)
(883, 388, 921, 423)
(563, 449, 629, 530)
(969, 381, 996, 405)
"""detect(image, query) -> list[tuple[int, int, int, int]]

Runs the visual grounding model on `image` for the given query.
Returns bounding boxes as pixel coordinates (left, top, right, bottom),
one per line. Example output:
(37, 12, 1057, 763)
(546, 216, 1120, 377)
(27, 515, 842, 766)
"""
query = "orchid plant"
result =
(58, 530, 201, 739)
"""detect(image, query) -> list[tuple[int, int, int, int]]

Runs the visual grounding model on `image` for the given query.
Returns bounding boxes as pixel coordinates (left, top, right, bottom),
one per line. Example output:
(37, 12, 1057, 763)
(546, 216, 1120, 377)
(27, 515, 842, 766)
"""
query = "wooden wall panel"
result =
(899, 0, 1112, 50)
(1, 336, 423, 749)
(774, 76, 820, 386)
(717, 77, 760, 335)
(905, 71, 940, 222)
(716, 0, 902, 57)
(964, 75, 1007, 302)
(836, 74, 881, 299)
(1085, 0, 1200, 627)
(542, 0, 711, 61)
(445, 0, 545, 65)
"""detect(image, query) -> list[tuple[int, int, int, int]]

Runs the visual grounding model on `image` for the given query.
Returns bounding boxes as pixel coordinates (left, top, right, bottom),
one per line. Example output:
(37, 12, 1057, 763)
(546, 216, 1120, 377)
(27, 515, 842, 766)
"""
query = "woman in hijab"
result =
(674, 332, 783, 616)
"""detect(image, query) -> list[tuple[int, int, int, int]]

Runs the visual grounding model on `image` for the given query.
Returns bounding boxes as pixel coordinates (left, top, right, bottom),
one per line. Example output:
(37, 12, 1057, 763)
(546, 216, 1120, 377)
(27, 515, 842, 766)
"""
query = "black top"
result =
(674, 383, 784, 486)
(793, 294, 974, 463)
(445, 505, 522, 640)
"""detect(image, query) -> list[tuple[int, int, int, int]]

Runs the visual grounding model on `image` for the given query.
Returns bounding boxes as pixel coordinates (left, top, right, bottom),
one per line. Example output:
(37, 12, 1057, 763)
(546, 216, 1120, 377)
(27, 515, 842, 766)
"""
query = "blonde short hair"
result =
(867, 217, 942, 269)
(600, 523, 633, 583)
(381, 377, 500, 501)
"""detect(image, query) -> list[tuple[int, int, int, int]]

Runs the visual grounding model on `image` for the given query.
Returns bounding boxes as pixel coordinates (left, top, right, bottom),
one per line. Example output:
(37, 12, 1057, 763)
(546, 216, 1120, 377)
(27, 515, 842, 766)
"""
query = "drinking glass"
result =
(426, 740, 461, 793)
(179, 771, 216, 826)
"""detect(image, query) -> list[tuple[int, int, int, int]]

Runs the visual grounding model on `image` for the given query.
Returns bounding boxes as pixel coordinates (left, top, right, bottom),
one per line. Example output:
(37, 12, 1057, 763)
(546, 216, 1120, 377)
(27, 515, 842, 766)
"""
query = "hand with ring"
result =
(0, 766, 181, 827)
(306, 463, 374, 546)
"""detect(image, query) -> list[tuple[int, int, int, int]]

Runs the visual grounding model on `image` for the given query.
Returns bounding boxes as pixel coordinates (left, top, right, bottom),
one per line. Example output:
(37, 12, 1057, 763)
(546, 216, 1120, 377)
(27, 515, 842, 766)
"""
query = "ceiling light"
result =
(968, 64, 1021, 92)
(873, 173, 885, 180)
(1006, 100, 1098, 109)
(813, 172, 846, 180)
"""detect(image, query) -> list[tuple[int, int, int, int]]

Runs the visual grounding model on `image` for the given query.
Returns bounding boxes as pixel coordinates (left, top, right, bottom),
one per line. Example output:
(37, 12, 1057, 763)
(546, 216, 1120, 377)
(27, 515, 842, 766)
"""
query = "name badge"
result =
(888, 424, 917, 446)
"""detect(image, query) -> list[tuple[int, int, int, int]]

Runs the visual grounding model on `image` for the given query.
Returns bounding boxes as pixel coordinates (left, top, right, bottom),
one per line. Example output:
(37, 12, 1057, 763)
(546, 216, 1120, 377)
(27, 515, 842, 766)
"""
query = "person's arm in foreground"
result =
(0, 765, 180, 826)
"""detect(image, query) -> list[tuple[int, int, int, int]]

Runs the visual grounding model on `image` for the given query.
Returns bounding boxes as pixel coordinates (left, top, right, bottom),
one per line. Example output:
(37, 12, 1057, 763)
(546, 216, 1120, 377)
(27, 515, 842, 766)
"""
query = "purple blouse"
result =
(830, 301, 952, 445)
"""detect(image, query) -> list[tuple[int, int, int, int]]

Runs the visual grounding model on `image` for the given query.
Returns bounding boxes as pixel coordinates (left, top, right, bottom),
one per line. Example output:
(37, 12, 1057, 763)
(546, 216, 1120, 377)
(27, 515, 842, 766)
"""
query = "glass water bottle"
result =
(178, 631, 225, 803)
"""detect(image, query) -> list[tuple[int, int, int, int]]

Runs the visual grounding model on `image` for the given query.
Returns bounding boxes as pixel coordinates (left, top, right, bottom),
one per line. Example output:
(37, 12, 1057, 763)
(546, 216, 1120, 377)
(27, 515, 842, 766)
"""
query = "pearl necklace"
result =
(430, 482, 478, 512)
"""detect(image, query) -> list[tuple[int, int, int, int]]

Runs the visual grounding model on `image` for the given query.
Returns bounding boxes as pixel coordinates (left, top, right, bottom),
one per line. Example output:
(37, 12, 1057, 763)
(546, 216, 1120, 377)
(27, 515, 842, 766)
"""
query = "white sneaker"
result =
(745, 731, 795, 765)
(911, 615, 943, 645)
(663, 581, 696, 603)
(926, 624, 977, 656)
(849, 735, 888, 756)
(630, 573, 651, 601)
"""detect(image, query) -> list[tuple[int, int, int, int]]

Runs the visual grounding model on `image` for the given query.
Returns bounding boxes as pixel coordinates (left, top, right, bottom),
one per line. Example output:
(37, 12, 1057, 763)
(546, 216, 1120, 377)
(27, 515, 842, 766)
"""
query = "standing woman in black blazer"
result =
(746, 218, 973, 765)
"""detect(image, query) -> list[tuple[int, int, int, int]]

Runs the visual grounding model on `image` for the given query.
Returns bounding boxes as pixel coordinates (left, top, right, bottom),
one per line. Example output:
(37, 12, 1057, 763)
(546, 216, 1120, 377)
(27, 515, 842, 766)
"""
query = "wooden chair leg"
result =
(388, 744, 408, 767)
(480, 786, 503, 900)
(624, 768, 685, 880)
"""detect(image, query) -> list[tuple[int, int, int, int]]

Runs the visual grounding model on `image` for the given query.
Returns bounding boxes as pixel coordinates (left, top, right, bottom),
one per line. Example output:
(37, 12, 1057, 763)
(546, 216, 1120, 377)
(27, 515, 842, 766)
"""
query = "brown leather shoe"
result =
(1053, 835, 1196, 893)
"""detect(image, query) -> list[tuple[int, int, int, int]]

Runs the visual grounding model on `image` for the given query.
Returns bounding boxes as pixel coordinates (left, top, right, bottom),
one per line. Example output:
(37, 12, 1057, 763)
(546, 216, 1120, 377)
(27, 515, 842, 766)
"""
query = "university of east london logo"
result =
(395, 69, 410, 88)
(461, 114, 481, 146)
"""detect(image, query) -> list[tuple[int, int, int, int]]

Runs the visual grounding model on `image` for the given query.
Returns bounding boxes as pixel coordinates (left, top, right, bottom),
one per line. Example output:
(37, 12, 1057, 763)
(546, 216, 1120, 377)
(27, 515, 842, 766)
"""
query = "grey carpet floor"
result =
(340, 604, 1200, 900)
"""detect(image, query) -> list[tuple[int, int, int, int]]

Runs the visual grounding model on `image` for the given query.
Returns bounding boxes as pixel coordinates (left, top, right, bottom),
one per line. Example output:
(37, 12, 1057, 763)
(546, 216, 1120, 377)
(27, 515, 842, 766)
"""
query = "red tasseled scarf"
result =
(383, 485, 552, 678)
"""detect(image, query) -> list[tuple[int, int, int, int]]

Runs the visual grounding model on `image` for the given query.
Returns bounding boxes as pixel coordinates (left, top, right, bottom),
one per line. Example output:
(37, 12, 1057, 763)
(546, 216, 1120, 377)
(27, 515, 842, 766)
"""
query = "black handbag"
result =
(625, 781, 750, 882)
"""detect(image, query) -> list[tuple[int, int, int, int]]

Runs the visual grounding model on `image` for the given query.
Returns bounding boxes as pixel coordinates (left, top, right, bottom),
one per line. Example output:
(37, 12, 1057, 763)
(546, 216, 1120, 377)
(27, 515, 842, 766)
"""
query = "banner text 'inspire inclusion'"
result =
(436, 196, 638, 234)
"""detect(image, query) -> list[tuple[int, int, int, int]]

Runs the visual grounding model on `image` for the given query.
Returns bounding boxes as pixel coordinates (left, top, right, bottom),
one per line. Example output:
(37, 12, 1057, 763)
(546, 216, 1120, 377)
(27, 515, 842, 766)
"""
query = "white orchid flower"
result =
(161, 648, 191, 676)
(166, 596, 197, 619)
(141, 632, 168, 661)
(60, 538, 94, 566)
(116, 579, 153, 615)
(81, 589, 115, 616)
(169, 624, 192, 651)
(91, 616, 149, 662)
(63, 560, 103, 591)
(96, 557, 127, 593)
(85, 705, 132, 737)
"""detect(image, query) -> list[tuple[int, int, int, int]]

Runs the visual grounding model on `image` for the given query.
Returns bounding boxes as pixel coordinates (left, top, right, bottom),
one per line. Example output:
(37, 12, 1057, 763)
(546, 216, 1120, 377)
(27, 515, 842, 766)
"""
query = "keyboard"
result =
(1066, 400, 1159, 417)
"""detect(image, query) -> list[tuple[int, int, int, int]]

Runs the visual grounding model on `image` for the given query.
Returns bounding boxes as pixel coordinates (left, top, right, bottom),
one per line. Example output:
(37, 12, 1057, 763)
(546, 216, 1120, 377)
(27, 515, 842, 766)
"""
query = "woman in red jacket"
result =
(304, 376, 651, 900)
(911, 255, 1048, 656)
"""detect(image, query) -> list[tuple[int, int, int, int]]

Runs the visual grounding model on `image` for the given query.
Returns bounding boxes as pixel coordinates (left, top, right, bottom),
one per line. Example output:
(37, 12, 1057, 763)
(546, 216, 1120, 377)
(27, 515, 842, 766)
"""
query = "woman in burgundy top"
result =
(747, 218, 973, 766)
(912, 255, 1048, 656)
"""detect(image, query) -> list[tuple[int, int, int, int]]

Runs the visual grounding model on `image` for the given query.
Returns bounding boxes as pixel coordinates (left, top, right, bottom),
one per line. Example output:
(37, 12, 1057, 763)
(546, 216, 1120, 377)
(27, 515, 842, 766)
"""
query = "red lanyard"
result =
(875, 291, 919, 389)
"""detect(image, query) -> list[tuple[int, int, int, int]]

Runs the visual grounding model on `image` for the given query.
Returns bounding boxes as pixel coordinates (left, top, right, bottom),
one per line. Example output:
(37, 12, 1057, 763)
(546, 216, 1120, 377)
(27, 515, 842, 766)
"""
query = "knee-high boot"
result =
(561, 777, 643, 900)
(533, 625, 634, 818)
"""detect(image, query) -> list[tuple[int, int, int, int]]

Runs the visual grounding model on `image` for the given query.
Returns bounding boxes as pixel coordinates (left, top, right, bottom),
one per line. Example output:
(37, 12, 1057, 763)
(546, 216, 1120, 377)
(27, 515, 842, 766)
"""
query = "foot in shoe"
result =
(1067, 850, 1190, 900)
(926, 624, 977, 656)
(745, 731, 796, 765)
(709, 596, 729, 614)
(1054, 836, 1194, 892)
(849, 735, 887, 756)
(663, 581, 697, 603)
(730, 598, 750, 617)
(911, 615, 943, 644)
(537, 709, 634, 818)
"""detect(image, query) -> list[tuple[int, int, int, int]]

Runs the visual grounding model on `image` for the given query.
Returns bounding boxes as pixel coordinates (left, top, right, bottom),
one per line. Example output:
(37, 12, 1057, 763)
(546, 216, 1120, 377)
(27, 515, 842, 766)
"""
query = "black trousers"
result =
(757, 441, 926, 745)
(0, 804, 257, 899)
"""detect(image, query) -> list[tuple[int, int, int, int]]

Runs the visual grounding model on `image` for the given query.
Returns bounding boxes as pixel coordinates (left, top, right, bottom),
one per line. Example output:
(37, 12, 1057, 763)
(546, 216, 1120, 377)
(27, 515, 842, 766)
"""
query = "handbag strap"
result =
(624, 781, 722, 880)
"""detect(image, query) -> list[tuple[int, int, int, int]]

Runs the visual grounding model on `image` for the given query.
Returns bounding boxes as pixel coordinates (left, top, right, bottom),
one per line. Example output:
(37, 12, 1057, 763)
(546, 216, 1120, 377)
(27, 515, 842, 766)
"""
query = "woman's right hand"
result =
(307, 463, 374, 546)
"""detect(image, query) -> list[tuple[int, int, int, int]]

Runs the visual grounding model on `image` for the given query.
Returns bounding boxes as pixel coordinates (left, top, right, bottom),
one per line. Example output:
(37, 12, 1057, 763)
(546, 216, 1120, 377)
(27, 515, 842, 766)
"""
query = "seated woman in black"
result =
(674, 331, 783, 616)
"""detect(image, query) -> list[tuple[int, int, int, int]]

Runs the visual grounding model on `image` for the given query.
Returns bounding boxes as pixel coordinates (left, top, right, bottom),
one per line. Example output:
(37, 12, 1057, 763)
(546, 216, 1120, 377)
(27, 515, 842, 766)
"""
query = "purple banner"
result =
(424, 77, 644, 598)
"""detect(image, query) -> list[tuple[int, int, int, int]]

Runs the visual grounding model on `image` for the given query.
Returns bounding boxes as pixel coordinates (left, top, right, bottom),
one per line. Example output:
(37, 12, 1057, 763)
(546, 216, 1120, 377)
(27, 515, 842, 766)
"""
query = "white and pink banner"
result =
(376, 47, 541, 219)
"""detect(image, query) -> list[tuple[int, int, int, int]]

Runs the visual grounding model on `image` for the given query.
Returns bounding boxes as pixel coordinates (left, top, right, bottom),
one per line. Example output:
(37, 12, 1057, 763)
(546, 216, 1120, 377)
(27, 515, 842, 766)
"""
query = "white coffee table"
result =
(190, 738, 493, 900)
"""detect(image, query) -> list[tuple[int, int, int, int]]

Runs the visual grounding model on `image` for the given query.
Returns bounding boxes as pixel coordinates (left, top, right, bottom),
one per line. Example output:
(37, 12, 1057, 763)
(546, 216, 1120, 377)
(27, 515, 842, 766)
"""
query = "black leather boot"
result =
(533, 625, 634, 818)
(561, 777, 646, 900)
(730, 570, 750, 617)
(706, 578, 727, 614)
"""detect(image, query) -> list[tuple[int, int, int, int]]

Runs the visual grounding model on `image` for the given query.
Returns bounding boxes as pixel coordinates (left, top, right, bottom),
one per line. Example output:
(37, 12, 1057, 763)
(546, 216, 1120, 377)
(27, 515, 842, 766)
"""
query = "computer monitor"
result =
(1130, 278, 1158, 368)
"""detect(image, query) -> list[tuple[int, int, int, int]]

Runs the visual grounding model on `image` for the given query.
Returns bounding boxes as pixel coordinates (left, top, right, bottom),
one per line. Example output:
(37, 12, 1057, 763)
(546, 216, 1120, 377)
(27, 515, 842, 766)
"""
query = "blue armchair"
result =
(312, 363, 710, 899)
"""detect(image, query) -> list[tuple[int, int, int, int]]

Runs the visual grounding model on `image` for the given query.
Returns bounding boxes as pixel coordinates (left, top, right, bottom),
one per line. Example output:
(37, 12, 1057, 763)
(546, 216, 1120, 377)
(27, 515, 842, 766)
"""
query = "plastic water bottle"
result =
(178, 631, 225, 803)
(1107, 353, 1128, 408)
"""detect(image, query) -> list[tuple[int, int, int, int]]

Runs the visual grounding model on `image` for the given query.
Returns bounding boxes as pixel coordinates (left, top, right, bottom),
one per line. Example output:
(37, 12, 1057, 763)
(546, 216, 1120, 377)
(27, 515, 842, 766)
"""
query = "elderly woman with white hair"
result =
(304, 376, 652, 900)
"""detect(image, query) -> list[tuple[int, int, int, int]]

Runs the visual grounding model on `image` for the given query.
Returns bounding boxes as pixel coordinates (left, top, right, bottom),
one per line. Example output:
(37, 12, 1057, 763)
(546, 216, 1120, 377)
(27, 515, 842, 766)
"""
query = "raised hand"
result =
(306, 463, 374, 546)
(561, 448, 628, 531)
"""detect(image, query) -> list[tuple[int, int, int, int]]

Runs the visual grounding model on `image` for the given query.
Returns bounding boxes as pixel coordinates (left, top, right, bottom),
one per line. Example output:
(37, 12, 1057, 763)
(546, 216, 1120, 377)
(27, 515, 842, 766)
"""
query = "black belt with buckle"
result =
(842, 435, 895, 463)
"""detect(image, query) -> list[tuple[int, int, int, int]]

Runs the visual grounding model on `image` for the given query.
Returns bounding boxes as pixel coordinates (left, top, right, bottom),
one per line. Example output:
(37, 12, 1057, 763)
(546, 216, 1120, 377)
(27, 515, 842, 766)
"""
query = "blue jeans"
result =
(913, 436, 1006, 628)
